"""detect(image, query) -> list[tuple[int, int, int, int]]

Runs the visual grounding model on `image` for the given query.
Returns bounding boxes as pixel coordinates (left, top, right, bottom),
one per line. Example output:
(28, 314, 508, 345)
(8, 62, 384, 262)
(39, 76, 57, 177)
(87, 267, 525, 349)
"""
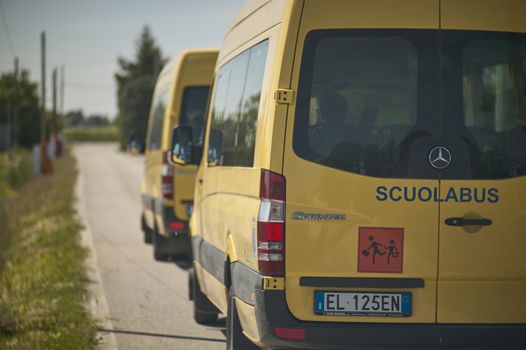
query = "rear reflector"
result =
(169, 221, 185, 231)
(257, 222, 283, 241)
(274, 327, 305, 341)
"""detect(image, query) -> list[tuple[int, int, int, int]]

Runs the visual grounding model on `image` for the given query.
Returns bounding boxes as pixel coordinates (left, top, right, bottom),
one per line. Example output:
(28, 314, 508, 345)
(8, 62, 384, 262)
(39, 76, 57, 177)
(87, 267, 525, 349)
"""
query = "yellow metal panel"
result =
(235, 297, 261, 344)
(140, 176, 155, 229)
(145, 148, 162, 209)
(439, 281, 526, 323)
(281, 0, 440, 323)
(195, 260, 230, 317)
(266, 0, 305, 173)
(200, 265, 228, 314)
(441, 0, 526, 33)
(282, 161, 439, 323)
(217, 0, 286, 67)
(254, 0, 304, 172)
(438, 178, 526, 323)
(300, 0, 439, 30)
(200, 167, 261, 271)
(172, 165, 198, 220)
(226, 233, 238, 263)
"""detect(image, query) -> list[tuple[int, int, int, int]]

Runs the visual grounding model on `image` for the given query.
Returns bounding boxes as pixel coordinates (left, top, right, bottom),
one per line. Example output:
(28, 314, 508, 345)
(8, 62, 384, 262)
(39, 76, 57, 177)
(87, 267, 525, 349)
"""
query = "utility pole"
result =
(40, 31, 46, 143)
(52, 67, 57, 133)
(7, 58, 19, 153)
(13, 57, 19, 149)
(14, 57, 19, 77)
(60, 65, 65, 115)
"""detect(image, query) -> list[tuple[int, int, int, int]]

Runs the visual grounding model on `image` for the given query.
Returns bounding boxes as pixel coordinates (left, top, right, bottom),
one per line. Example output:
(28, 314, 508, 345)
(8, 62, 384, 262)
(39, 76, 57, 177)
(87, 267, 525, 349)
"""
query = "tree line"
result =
(63, 110, 112, 128)
(0, 25, 163, 151)
(0, 70, 41, 149)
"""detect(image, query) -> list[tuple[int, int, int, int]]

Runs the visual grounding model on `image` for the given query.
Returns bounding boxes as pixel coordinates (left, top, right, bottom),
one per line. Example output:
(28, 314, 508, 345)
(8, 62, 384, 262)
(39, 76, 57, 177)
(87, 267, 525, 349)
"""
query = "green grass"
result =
(0, 150, 97, 350)
(64, 126, 119, 142)
(0, 150, 33, 199)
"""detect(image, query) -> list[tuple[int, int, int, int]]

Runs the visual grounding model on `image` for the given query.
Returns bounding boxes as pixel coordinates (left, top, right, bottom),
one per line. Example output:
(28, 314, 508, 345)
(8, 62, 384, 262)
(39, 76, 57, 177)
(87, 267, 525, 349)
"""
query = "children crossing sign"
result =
(358, 227, 404, 273)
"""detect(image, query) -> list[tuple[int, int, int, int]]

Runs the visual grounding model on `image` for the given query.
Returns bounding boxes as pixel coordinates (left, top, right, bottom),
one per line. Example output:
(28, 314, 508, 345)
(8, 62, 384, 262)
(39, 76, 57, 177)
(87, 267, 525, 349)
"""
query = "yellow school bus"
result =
(171, 0, 526, 348)
(141, 49, 217, 261)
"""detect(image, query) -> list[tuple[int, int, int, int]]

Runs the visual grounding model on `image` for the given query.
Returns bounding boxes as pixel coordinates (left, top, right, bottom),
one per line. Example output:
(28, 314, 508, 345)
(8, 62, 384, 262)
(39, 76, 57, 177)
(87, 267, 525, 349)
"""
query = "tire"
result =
(188, 272, 194, 301)
(190, 268, 218, 325)
(144, 230, 152, 244)
(152, 224, 192, 262)
(152, 227, 171, 261)
(141, 215, 152, 244)
(227, 289, 259, 349)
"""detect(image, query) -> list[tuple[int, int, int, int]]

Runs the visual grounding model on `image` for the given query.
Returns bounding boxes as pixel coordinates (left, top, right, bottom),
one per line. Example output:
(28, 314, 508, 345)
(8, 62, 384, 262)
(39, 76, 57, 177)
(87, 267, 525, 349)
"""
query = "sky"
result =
(0, 0, 246, 118)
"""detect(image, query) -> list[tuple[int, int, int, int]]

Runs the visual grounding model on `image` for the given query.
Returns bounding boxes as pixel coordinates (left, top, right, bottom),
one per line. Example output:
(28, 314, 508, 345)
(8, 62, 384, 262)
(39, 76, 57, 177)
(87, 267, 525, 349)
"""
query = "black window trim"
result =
(206, 38, 270, 168)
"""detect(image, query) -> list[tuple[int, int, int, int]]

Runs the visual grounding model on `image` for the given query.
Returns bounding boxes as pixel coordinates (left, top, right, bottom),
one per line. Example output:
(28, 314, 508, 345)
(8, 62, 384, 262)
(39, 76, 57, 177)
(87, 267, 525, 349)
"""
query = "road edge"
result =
(75, 156, 118, 350)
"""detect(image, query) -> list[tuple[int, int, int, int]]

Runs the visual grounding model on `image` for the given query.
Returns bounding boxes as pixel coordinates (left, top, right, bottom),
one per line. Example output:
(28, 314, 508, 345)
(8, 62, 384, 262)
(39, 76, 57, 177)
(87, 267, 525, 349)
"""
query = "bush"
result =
(0, 150, 33, 199)
(0, 149, 33, 273)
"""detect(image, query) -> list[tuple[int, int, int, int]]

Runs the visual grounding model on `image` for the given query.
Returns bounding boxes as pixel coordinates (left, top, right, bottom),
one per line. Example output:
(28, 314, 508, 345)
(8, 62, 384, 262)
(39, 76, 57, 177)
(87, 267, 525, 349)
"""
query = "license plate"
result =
(314, 291, 411, 317)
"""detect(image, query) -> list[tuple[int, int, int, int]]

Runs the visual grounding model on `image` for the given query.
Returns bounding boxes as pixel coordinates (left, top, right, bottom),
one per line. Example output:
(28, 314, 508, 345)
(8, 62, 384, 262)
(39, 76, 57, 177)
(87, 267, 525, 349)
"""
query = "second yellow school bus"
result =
(141, 49, 217, 261)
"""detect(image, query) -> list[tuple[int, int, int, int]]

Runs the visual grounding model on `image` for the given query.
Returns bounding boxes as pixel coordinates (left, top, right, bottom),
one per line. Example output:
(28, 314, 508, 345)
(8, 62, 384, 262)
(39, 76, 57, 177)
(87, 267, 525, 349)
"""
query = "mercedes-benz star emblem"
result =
(429, 146, 452, 170)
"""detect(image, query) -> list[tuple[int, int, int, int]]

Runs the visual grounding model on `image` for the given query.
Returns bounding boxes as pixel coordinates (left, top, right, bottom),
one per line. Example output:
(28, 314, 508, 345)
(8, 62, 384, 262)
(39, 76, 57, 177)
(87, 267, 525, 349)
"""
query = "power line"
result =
(0, 0, 15, 59)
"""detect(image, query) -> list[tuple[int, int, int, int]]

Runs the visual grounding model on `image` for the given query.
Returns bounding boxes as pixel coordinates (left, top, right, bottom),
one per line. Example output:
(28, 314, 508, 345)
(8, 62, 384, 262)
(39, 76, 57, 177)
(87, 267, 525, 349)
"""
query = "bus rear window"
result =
(293, 29, 526, 179)
(180, 86, 210, 145)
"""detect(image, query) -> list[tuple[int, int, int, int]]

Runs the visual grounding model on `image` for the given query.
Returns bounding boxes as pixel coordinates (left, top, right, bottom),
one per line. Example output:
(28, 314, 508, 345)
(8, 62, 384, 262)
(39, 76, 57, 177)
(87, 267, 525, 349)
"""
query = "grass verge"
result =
(64, 126, 119, 142)
(0, 150, 97, 349)
(0, 150, 33, 199)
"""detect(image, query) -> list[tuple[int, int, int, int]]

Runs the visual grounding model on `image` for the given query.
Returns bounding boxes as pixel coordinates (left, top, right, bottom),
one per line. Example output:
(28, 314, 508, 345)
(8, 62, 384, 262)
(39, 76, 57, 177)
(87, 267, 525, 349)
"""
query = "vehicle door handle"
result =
(445, 217, 492, 227)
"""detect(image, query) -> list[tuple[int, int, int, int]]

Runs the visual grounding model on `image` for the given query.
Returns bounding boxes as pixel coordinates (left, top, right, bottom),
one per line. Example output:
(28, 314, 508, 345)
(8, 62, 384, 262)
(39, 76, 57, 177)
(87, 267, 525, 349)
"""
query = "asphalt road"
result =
(74, 143, 225, 350)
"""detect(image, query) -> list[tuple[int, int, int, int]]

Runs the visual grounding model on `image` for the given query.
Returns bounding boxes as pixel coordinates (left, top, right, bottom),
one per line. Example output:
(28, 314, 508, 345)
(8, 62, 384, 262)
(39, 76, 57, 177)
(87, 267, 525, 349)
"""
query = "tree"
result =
(115, 26, 166, 150)
(0, 70, 41, 148)
(85, 114, 110, 127)
(63, 109, 85, 127)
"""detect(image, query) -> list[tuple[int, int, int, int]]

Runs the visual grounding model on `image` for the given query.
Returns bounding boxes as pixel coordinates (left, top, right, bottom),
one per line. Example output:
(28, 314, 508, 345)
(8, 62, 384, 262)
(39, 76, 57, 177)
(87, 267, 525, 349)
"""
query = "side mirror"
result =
(170, 125, 193, 165)
(207, 129, 223, 166)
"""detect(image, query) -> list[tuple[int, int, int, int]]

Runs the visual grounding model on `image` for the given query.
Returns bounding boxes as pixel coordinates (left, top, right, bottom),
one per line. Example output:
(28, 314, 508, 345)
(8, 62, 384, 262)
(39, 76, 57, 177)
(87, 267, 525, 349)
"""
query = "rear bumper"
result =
(255, 290, 526, 349)
(154, 230, 192, 257)
(153, 199, 188, 236)
(142, 196, 191, 258)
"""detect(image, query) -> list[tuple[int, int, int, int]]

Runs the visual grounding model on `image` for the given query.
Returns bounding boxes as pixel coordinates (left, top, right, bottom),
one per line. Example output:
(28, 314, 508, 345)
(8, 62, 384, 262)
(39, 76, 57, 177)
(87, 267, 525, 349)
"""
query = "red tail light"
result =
(258, 169, 285, 277)
(260, 169, 285, 201)
(161, 151, 174, 200)
(274, 327, 305, 341)
(169, 221, 184, 231)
